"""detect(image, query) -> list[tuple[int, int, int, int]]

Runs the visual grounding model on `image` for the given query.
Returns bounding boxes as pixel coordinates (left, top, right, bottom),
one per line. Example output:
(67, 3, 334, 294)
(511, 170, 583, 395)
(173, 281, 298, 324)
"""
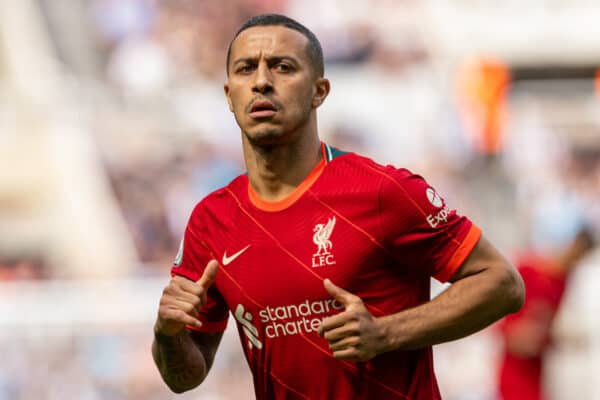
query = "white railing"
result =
(0, 278, 165, 333)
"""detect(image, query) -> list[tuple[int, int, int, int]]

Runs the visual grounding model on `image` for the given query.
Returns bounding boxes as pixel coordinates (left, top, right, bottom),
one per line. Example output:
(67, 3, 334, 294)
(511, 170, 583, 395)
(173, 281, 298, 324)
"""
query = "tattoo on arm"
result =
(152, 331, 208, 393)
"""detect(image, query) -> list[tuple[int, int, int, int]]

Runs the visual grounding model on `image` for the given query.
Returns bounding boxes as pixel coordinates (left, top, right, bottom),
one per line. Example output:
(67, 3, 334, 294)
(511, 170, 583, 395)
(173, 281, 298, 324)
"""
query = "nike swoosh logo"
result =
(222, 245, 251, 266)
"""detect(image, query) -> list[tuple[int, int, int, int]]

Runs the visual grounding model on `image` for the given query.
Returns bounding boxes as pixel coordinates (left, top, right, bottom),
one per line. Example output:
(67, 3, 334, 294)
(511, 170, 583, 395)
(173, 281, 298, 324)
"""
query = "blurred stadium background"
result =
(1, 0, 600, 399)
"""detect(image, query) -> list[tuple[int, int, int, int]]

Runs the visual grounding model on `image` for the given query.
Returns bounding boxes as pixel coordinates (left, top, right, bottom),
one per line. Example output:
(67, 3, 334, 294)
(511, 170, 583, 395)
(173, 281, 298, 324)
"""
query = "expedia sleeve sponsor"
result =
(426, 205, 452, 229)
(377, 167, 477, 281)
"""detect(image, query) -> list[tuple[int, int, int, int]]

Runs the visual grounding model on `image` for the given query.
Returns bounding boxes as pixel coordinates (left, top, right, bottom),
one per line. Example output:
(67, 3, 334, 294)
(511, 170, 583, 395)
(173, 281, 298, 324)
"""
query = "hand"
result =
(318, 279, 388, 362)
(155, 260, 219, 336)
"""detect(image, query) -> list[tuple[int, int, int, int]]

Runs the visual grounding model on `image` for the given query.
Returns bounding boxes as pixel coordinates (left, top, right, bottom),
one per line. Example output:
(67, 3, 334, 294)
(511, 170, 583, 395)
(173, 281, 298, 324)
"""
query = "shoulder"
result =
(342, 155, 451, 225)
(343, 153, 428, 197)
(326, 148, 417, 184)
(323, 148, 433, 207)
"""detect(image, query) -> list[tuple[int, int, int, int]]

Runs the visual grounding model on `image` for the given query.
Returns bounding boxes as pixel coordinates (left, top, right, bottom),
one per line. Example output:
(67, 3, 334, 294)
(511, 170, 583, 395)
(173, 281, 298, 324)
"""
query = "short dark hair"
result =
(226, 14, 324, 77)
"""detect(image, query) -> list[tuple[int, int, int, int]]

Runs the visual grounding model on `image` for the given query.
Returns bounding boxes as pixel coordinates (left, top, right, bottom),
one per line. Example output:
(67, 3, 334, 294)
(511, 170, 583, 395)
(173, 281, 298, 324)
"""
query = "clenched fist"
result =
(318, 279, 389, 362)
(154, 260, 219, 336)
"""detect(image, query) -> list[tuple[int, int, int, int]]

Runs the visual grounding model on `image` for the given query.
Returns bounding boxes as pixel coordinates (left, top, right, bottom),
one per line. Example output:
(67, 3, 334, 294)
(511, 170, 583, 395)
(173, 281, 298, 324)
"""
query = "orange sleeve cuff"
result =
(434, 224, 482, 282)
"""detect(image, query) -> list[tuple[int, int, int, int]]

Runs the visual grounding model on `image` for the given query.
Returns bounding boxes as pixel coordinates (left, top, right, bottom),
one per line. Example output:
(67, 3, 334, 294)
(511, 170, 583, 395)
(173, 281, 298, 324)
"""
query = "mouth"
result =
(249, 99, 278, 119)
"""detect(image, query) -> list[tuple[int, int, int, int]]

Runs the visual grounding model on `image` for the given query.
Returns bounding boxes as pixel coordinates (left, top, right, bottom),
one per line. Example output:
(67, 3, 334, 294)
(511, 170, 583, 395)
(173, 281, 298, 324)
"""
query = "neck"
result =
(242, 125, 322, 202)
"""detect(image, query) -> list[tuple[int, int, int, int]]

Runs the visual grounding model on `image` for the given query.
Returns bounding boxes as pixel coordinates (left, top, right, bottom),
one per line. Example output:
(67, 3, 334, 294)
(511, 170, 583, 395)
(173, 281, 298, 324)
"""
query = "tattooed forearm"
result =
(162, 363, 202, 390)
(152, 330, 208, 393)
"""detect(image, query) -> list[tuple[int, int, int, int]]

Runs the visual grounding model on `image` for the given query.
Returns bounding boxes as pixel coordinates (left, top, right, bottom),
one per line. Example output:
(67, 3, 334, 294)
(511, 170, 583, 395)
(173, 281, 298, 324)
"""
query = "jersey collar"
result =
(248, 142, 328, 212)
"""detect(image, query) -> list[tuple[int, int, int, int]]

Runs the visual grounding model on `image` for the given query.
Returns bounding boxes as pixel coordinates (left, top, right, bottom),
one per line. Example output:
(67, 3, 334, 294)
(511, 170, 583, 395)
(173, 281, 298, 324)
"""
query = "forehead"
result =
(230, 25, 310, 60)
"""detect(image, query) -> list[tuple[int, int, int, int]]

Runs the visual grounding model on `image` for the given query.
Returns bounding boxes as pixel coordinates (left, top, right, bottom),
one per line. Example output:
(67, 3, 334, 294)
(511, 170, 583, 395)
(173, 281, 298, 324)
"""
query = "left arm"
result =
(318, 234, 525, 361)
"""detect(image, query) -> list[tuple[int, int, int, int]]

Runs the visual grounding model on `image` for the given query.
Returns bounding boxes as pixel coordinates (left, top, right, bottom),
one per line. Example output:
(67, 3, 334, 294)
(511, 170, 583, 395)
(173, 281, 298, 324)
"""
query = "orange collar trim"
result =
(248, 143, 327, 212)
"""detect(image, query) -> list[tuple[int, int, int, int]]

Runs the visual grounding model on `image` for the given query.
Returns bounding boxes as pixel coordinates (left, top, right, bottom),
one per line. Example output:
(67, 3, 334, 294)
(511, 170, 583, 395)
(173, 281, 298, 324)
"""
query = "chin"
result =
(244, 129, 286, 146)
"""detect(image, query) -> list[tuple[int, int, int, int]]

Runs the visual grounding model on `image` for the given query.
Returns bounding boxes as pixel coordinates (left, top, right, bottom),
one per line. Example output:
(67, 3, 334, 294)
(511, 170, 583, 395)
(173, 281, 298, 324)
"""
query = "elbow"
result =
(166, 382, 200, 394)
(162, 371, 206, 394)
(168, 385, 188, 394)
(499, 263, 525, 315)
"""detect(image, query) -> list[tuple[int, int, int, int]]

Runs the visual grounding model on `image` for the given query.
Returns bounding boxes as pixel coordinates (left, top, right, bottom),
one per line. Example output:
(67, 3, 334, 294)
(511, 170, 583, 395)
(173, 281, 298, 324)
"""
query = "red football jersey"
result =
(498, 256, 568, 400)
(172, 142, 481, 400)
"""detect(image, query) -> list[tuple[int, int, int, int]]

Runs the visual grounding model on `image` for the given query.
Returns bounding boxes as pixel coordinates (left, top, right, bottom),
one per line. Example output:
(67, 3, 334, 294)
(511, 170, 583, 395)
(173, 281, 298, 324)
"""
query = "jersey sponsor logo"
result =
(234, 304, 262, 350)
(259, 298, 343, 339)
(174, 239, 184, 266)
(312, 216, 336, 267)
(426, 187, 444, 208)
(234, 299, 344, 345)
(426, 206, 452, 228)
(222, 245, 251, 266)
(425, 187, 453, 228)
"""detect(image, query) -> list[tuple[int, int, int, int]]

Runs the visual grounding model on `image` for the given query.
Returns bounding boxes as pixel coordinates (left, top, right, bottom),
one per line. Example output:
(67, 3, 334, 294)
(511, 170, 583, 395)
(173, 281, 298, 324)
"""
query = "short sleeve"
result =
(170, 206, 229, 332)
(378, 168, 481, 282)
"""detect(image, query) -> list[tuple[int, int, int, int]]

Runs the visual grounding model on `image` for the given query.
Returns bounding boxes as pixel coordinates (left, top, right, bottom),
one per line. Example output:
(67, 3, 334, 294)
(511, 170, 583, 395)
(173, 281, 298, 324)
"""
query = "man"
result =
(498, 220, 596, 399)
(152, 14, 524, 399)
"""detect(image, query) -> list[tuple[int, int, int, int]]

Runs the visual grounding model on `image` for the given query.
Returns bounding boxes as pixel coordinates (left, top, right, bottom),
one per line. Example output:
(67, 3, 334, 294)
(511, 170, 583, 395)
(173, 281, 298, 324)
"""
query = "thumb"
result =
(197, 259, 219, 289)
(323, 278, 359, 306)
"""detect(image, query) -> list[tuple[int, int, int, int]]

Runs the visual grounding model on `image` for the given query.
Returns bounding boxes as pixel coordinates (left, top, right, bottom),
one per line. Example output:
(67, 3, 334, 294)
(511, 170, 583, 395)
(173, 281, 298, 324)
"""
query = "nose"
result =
(252, 63, 273, 94)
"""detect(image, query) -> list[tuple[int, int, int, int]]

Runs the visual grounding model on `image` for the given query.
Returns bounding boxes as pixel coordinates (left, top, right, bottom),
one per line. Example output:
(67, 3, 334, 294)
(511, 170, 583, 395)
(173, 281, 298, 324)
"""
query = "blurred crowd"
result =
(0, 327, 253, 400)
(1, 0, 599, 399)
(82, 0, 435, 272)
(80, 0, 600, 273)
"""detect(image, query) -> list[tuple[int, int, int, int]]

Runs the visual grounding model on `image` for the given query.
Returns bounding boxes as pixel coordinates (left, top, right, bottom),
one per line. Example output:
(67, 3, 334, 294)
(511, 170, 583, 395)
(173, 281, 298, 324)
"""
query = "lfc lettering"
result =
(312, 254, 336, 267)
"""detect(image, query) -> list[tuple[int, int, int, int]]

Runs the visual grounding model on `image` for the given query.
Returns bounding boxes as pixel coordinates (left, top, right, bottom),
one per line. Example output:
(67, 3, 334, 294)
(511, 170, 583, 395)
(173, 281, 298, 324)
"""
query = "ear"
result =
(224, 83, 234, 112)
(312, 78, 330, 108)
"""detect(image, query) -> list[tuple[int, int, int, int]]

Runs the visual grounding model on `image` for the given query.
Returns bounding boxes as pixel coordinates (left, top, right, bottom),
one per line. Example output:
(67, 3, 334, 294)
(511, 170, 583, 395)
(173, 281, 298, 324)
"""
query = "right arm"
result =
(152, 260, 223, 393)
(152, 329, 223, 393)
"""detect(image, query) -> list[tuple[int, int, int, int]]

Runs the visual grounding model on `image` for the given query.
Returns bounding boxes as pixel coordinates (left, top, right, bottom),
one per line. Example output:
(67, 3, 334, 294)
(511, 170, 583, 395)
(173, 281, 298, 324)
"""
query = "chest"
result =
(207, 195, 387, 313)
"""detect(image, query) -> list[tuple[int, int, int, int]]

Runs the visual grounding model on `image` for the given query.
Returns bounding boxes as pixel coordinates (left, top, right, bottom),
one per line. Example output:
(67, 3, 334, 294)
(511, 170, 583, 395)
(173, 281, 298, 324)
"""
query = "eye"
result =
(236, 64, 254, 74)
(274, 63, 292, 73)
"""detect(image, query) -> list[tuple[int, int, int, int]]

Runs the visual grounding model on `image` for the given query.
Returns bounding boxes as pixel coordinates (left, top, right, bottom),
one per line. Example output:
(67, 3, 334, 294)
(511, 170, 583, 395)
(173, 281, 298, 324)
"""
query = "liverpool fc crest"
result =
(312, 216, 336, 267)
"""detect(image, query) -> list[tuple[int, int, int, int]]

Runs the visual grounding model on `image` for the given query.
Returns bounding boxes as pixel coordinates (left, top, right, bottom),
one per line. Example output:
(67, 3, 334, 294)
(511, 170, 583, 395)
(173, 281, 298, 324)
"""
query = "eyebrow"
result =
(232, 55, 300, 67)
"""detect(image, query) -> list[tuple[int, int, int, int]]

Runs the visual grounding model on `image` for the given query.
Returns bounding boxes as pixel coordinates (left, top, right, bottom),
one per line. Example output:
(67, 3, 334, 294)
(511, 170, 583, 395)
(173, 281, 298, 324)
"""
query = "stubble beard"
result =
(240, 104, 313, 149)
(244, 127, 285, 147)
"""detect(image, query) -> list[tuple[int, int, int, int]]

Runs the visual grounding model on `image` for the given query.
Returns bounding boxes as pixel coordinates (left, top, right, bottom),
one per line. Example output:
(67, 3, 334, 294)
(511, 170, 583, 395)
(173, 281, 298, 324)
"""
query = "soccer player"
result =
(498, 226, 596, 400)
(152, 14, 525, 399)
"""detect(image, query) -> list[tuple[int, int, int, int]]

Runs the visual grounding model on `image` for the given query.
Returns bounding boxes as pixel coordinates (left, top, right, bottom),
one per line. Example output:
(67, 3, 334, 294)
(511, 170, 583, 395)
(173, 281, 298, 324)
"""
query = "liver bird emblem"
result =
(313, 216, 336, 255)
